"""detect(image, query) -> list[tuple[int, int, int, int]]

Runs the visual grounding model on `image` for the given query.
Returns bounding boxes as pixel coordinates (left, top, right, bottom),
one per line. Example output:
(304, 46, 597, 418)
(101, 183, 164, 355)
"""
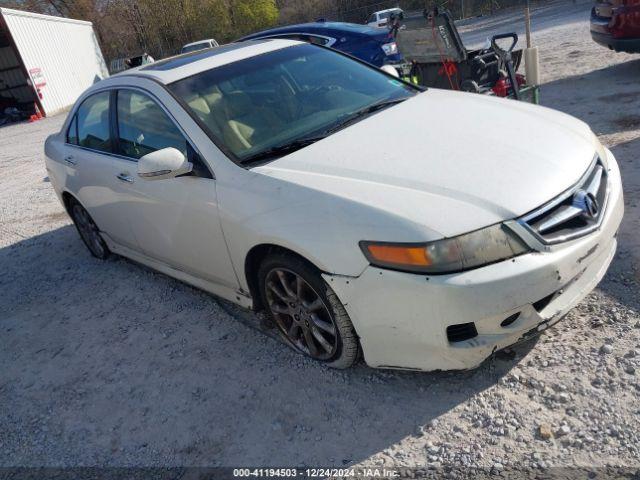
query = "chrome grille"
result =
(519, 156, 609, 244)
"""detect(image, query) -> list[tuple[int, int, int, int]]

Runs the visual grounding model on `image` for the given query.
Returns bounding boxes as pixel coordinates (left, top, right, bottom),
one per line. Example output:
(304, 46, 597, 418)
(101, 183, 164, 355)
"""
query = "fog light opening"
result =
(446, 322, 478, 343)
(500, 313, 520, 328)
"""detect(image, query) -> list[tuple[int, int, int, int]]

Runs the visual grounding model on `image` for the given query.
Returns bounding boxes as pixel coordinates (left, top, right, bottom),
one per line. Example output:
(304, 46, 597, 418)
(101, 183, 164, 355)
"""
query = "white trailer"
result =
(0, 7, 108, 117)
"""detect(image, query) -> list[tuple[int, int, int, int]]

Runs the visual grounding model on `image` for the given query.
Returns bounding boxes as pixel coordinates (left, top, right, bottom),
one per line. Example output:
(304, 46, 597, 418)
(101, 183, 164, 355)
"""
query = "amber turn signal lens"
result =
(365, 244, 432, 267)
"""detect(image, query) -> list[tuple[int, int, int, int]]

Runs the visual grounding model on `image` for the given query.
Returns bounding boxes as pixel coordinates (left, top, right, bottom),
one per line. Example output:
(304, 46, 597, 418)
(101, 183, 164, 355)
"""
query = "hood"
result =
(254, 89, 600, 238)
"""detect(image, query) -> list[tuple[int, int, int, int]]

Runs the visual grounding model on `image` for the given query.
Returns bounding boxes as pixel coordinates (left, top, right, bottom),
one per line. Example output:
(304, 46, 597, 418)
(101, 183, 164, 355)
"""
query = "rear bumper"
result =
(591, 30, 640, 53)
(591, 6, 640, 53)
(325, 150, 624, 371)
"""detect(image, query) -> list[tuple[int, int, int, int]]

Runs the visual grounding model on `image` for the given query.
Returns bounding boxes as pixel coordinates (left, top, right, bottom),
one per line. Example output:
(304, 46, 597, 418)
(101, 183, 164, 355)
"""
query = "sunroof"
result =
(141, 40, 269, 71)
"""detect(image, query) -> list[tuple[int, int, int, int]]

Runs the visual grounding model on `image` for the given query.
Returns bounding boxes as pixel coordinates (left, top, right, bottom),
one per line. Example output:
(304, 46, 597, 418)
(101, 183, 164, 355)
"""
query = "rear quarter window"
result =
(66, 115, 78, 145)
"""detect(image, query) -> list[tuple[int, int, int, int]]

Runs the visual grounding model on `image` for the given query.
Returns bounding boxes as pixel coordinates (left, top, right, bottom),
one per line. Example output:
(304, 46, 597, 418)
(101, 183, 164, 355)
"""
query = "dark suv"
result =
(591, 0, 640, 53)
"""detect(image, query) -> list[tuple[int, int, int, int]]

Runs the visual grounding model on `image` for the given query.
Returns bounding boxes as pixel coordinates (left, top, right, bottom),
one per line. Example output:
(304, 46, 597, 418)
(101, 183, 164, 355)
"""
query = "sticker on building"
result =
(29, 68, 46, 88)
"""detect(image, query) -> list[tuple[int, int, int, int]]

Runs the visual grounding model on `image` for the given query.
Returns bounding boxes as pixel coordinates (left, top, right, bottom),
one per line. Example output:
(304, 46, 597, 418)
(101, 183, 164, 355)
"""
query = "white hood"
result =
(254, 89, 600, 238)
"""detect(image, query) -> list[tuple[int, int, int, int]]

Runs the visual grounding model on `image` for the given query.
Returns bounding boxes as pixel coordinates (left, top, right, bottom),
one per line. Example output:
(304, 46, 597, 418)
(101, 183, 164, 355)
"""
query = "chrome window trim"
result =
(64, 85, 214, 177)
(516, 154, 610, 245)
(65, 143, 139, 164)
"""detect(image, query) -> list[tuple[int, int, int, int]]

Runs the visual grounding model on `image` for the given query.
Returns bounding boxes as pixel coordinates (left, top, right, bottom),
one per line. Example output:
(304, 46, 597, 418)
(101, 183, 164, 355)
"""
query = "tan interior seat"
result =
(221, 91, 284, 154)
(185, 85, 225, 140)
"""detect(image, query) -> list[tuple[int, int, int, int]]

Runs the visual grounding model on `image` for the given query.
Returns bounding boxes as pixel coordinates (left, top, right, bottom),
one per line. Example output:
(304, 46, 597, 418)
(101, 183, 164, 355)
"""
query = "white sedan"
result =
(45, 39, 624, 371)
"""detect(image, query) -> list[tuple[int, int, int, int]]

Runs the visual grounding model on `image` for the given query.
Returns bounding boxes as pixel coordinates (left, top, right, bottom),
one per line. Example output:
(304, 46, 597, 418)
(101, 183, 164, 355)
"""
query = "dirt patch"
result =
(598, 91, 640, 104)
(43, 211, 69, 221)
(614, 115, 640, 130)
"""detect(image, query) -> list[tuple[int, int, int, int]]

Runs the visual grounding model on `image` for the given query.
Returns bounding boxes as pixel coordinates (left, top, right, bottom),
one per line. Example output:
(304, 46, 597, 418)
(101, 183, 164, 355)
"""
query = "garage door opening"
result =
(0, 17, 40, 124)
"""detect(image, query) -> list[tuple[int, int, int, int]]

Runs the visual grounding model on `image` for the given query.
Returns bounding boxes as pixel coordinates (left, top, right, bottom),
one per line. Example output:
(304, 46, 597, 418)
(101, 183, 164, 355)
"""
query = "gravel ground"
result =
(1, 1, 639, 473)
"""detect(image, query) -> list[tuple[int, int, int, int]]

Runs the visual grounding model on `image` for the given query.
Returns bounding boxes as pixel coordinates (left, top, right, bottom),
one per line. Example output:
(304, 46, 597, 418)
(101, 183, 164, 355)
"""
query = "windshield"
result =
(169, 43, 417, 165)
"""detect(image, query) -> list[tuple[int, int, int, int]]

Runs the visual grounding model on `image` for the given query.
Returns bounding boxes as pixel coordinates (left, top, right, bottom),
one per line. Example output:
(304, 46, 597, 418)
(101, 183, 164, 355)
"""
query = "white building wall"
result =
(1, 8, 109, 116)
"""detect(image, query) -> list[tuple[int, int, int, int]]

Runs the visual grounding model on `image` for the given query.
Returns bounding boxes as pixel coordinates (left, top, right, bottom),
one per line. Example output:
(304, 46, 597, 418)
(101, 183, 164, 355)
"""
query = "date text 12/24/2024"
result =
(233, 468, 400, 478)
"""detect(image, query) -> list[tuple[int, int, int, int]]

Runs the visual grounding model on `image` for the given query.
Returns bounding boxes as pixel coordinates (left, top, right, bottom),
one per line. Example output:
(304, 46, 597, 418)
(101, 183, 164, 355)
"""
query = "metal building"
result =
(0, 7, 109, 117)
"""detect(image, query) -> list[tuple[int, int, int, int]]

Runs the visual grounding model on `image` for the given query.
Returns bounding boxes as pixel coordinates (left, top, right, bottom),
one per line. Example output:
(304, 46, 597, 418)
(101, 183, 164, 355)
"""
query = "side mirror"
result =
(137, 147, 192, 180)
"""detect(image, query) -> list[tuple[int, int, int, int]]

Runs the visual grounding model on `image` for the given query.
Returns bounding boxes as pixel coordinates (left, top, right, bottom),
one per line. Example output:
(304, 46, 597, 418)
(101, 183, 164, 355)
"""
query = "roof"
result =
(120, 39, 301, 84)
(241, 21, 380, 40)
(0, 7, 93, 26)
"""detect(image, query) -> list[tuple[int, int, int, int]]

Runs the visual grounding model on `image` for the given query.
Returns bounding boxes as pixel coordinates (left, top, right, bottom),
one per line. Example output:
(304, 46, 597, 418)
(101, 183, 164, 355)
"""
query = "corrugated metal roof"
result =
(0, 7, 93, 26)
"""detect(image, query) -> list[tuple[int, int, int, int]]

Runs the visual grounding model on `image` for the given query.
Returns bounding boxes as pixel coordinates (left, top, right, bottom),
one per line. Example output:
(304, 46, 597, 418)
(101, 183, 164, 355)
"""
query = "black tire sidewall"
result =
(69, 200, 109, 260)
(257, 253, 356, 366)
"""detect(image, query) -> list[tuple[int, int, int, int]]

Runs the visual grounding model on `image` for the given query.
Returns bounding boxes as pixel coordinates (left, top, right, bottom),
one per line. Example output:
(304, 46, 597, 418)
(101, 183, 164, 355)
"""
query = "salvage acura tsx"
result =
(44, 40, 624, 371)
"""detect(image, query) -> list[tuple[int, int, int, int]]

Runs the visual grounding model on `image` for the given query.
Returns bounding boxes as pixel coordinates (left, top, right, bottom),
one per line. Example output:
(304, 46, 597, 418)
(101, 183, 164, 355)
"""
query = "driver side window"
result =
(116, 90, 188, 160)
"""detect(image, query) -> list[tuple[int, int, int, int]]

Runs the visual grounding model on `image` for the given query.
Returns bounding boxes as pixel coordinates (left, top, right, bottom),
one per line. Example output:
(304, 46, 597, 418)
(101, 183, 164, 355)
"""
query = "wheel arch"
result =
(61, 190, 79, 214)
(244, 243, 324, 312)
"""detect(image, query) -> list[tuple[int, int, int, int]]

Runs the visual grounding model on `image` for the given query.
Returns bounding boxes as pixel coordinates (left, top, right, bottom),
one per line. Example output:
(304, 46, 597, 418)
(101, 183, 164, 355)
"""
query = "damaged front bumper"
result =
(324, 152, 624, 372)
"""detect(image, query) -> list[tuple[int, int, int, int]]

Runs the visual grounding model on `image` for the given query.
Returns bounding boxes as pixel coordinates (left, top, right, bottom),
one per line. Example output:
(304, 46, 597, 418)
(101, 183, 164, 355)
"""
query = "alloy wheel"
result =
(72, 204, 106, 258)
(264, 268, 339, 360)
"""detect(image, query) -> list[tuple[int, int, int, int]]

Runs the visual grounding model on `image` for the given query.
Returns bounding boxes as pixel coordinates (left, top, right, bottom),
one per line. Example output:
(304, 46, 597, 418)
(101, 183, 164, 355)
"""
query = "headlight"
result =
(360, 224, 530, 274)
(381, 42, 398, 55)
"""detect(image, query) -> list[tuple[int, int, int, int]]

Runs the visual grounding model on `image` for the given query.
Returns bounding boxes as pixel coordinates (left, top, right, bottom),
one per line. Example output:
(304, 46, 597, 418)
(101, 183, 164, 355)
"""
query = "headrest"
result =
(201, 84, 222, 106)
(186, 95, 211, 116)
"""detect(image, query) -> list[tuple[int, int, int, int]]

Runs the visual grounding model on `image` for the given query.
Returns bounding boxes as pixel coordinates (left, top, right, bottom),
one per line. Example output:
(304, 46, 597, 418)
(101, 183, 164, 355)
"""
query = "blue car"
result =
(239, 21, 403, 68)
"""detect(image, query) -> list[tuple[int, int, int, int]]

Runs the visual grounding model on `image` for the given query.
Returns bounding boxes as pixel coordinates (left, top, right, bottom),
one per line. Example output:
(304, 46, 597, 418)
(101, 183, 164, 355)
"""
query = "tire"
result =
(258, 253, 359, 369)
(68, 198, 110, 260)
(461, 79, 480, 93)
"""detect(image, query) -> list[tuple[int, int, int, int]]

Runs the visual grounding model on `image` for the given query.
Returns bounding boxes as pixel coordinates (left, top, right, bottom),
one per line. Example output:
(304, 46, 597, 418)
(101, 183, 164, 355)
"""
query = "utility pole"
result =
(461, 0, 465, 19)
(524, 0, 532, 48)
(523, 0, 540, 103)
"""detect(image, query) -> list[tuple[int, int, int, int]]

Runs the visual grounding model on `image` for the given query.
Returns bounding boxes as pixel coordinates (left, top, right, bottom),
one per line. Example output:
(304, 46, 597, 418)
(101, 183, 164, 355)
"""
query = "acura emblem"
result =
(573, 189, 599, 219)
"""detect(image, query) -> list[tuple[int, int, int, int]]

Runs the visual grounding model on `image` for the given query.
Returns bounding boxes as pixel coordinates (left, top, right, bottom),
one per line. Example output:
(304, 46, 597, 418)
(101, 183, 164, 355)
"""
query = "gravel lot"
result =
(1, 1, 639, 473)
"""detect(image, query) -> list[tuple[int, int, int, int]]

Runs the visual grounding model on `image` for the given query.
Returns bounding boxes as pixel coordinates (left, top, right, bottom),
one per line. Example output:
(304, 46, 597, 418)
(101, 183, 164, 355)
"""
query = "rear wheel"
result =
(258, 253, 359, 369)
(68, 199, 110, 260)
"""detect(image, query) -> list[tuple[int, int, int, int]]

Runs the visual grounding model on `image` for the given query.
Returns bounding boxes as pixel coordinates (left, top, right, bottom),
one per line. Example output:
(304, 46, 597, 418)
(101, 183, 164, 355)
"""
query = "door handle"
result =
(64, 155, 77, 166)
(116, 173, 134, 183)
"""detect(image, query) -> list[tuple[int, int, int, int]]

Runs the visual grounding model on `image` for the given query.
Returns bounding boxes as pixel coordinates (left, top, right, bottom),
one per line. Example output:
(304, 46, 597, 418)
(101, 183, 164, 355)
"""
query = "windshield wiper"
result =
(241, 135, 327, 165)
(240, 98, 407, 166)
(323, 98, 408, 135)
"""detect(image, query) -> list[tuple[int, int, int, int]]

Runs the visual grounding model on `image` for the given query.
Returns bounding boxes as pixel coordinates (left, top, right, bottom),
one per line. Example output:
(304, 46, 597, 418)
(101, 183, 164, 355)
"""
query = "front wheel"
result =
(258, 254, 359, 369)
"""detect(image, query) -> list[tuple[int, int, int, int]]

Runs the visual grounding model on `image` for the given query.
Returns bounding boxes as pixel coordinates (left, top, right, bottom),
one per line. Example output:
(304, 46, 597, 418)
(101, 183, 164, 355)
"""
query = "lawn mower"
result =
(394, 7, 540, 103)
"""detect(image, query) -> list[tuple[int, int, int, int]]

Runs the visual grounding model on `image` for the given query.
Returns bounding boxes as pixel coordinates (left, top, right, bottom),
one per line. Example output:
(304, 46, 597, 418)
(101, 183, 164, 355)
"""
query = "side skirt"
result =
(102, 235, 254, 309)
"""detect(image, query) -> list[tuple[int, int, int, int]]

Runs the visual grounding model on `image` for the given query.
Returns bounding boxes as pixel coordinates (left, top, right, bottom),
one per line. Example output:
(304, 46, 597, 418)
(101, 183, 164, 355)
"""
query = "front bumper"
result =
(324, 151, 624, 371)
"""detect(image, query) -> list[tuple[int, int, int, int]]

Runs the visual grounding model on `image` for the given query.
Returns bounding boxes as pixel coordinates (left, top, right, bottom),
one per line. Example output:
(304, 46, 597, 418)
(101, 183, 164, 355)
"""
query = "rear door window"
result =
(76, 91, 111, 153)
